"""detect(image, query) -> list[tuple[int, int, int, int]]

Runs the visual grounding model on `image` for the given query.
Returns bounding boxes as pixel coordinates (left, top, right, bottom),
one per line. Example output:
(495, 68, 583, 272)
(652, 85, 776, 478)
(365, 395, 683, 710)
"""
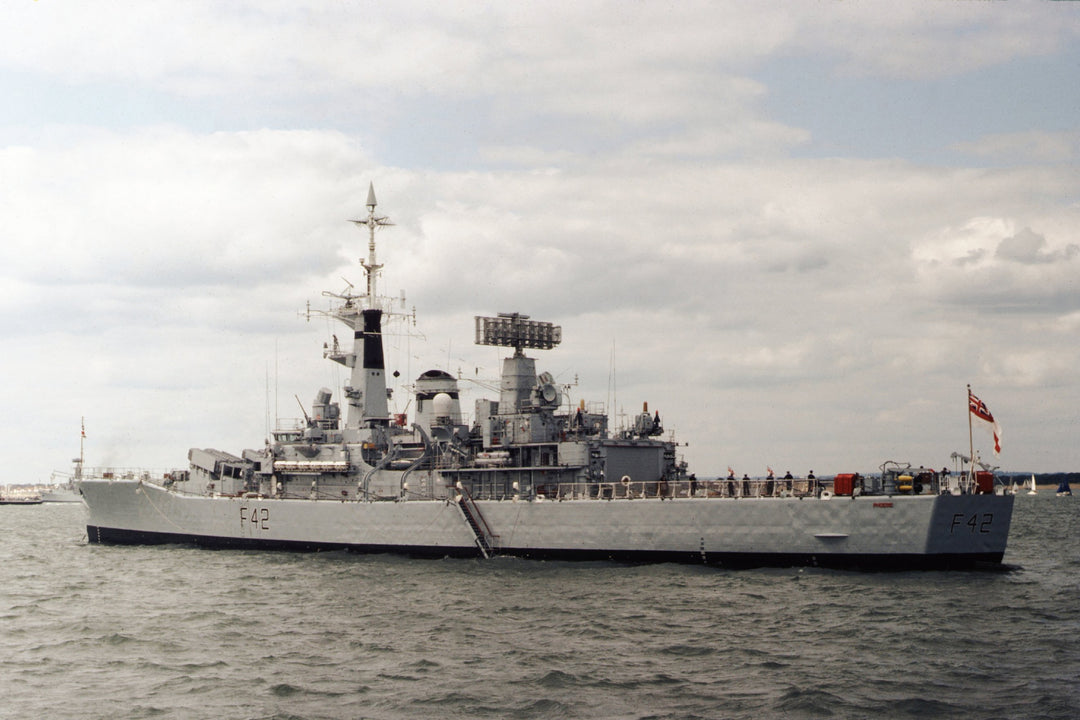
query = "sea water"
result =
(2, 496, 1078, 720)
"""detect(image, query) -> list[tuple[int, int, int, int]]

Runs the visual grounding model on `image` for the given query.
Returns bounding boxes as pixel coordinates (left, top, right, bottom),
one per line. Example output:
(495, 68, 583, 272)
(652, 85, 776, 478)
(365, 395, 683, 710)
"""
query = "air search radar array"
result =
(475, 313, 562, 354)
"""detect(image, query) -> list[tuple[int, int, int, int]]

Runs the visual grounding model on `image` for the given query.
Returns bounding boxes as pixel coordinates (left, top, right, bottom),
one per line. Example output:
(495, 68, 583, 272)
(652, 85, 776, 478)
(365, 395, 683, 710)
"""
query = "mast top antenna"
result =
(349, 182, 395, 302)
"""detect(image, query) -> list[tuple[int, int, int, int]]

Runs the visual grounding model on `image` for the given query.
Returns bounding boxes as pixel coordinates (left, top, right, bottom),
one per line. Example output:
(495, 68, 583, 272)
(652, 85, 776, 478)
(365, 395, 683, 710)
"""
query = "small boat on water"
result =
(40, 486, 82, 503)
(41, 478, 83, 503)
(0, 494, 43, 505)
(75, 185, 1015, 570)
(43, 424, 87, 503)
(1057, 480, 1072, 497)
(1027, 474, 1038, 495)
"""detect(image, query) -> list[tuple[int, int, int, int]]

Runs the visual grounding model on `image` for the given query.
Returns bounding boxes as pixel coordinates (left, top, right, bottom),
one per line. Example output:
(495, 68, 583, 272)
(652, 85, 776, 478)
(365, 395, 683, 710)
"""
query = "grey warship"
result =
(78, 185, 1014, 569)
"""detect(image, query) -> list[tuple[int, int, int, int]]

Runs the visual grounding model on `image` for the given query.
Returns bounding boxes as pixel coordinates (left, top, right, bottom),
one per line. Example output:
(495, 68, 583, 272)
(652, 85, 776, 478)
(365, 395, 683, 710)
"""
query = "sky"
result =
(3, 1, 1080, 484)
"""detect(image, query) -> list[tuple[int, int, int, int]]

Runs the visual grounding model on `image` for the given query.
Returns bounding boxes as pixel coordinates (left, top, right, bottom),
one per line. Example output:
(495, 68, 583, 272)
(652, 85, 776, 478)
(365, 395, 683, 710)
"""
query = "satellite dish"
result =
(541, 384, 559, 404)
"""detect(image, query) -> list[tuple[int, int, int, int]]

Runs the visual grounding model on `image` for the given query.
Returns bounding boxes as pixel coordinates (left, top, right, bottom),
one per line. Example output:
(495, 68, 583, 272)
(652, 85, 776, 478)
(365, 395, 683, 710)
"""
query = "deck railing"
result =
(69, 467, 183, 482)
(530, 478, 825, 501)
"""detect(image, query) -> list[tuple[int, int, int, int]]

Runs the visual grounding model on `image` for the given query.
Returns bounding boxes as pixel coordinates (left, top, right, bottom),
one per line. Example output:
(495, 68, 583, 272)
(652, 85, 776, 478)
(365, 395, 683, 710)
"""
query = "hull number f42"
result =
(950, 512, 993, 535)
(240, 506, 270, 531)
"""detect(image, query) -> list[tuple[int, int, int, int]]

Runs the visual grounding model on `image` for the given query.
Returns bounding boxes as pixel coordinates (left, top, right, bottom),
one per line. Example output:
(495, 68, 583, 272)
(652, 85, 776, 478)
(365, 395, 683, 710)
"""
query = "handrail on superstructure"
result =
(504, 474, 959, 502)
(526, 477, 816, 501)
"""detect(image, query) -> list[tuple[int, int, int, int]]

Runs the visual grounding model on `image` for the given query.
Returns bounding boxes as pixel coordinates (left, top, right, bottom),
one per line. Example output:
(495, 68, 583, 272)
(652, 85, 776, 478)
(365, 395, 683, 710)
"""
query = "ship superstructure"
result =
(164, 185, 680, 513)
(77, 185, 1015, 569)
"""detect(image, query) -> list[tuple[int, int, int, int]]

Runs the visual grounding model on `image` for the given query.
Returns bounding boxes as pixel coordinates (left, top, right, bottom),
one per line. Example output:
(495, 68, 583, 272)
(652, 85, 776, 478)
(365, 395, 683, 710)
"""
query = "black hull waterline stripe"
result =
(86, 526, 1006, 571)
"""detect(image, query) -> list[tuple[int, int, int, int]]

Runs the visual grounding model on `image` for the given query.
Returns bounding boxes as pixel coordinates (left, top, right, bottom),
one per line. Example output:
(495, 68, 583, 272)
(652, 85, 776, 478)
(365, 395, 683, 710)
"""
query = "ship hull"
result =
(80, 478, 1013, 570)
(41, 488, 84, 503)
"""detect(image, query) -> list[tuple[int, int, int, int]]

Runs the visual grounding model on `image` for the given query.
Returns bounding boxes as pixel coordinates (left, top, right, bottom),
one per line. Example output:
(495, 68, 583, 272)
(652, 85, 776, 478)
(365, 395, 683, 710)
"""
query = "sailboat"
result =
(1057, 479, 1072, 496)
(1027, 474, 1037, 495)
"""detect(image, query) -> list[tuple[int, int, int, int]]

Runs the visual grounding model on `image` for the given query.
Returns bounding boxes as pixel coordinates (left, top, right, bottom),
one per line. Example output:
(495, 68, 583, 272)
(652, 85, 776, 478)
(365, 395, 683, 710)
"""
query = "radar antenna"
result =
(349, 182, 395, 303)
(303, 183, 415, 330)
(475, 312, 562, 357)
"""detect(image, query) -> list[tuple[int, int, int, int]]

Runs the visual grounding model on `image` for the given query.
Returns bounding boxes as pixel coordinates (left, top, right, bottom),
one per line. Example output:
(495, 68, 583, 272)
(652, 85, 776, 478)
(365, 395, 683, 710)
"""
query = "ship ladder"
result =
(456, 485, 498, 559)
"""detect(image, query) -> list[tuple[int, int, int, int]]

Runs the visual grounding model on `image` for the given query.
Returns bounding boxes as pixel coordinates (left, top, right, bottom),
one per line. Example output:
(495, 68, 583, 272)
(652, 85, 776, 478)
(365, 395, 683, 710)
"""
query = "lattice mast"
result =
(341, 183, 396, 428)
(309, 183, 397, 431)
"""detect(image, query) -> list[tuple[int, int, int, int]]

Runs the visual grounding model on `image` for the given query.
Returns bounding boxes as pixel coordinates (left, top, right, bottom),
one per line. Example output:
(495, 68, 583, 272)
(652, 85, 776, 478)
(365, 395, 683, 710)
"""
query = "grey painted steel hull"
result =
(41, 487, 84, 503)
(81, 478, 1014, 570)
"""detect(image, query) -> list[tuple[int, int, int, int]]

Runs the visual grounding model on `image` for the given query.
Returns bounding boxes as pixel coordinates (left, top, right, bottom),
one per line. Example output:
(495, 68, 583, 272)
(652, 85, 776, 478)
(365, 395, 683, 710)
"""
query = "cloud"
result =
(3, 4, 782, 101)
(10, 3, 1073, 91)
(0, 127, 374, 291)
(4, 3, 1080, 484)
(913, 219, 1080, 315)
(9, 3, 1075, 146)
(953, 130, 1080, 164)
(996, 227, 1080, 265)
(788, 3, 1079, 80)
(4, 131, 1079, 482)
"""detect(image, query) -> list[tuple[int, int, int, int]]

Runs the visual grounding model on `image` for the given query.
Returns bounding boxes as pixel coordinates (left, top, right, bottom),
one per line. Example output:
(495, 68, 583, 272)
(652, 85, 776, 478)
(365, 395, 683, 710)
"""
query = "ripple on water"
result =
(2, 500, 1080, 720)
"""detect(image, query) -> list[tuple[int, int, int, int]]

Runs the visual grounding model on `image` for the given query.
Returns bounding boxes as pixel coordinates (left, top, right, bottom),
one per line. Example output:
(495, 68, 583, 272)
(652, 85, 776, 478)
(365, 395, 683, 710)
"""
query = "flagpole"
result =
(966, 384, 974, 483)
(78, 416, 85, 481)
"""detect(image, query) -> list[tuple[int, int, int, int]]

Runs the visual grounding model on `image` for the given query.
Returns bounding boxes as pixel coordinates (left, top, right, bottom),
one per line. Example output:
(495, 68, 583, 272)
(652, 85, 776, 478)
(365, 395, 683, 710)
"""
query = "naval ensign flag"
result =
(968, 389, 1002, 455)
